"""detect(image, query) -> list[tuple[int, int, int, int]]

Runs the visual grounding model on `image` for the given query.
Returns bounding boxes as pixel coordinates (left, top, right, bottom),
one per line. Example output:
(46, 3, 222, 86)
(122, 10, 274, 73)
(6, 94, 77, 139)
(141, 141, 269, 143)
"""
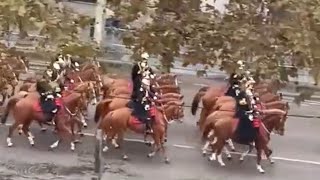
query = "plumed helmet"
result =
(141, 52, 149, 60)
(53, 62, 61, 70)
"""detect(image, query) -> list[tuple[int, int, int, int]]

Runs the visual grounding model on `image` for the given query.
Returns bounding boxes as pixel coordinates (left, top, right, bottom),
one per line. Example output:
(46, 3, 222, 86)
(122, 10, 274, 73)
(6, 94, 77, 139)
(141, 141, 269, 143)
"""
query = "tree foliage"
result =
(0, 0, 96, 58)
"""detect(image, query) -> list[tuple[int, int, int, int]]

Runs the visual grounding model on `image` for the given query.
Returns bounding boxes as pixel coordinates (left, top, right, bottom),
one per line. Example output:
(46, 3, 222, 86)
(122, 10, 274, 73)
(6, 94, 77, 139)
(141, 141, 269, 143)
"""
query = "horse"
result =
(200, 95, 289, 153)
(191, 82, 284, 127)
(201, 100, 288, 173)
(97, 103, 183, 163)
(1, 90, 88, 151)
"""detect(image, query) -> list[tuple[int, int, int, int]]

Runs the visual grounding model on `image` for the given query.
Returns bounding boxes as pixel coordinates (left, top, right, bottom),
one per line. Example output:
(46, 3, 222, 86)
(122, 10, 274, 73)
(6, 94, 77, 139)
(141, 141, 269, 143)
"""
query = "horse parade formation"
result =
(0, 51, 316, 180)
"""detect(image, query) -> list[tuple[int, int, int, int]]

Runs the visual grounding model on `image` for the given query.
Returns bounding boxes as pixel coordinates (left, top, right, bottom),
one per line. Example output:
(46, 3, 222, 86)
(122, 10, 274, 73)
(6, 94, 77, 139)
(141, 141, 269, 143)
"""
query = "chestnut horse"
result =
(1, 90, 87, 151)
(201, 99, 288, 173)
(191, 83, 283, 127)
(97, 104, 183, 163)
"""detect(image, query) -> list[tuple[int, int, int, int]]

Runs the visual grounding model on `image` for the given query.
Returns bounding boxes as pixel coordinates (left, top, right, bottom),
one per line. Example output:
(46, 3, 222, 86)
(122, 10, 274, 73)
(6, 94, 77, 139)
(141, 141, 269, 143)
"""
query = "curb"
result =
(280, 92, 320, 101)
(288, 114, 320, 118)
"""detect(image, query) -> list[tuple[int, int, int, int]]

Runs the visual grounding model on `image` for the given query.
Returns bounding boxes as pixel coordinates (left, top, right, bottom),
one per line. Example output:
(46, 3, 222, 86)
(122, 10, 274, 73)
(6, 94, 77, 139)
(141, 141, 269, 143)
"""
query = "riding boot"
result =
(44, 113, 54, 125)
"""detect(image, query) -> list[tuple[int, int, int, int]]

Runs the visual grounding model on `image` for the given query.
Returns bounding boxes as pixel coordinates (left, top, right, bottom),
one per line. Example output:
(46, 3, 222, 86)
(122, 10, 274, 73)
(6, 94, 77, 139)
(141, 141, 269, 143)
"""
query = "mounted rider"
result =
(245, 75, 263, 133)
(36, 79, 58, 123)
(129, 52, 157, 134)
(227, 61, 257, 144)
(225, 60, 246, 98)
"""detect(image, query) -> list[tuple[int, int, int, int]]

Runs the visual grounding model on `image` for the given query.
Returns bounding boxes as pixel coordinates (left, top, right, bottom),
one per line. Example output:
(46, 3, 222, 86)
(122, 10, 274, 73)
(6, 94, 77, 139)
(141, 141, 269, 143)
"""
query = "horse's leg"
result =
(240, 144, 254, 162)
(202, 130, 214, 156)
(264, 145, 274, 164)
(223, 146, 232, 160)
(256, 142, 265, 173)
(210, 138, 226, 166)
(74, 117, 84, 137)
(117, 131, 128, 160)
(159, 131, 170, 164)
(208, 137, 218, 161)
(6, 121, 20, 147)
(147, 136, 161, 159)
(38, 121, 47, 132)
(21, 122, 35, 146)
(18, 124, 23, 135)
(79, 113, 88, 128)
(226, 139, 235, 151)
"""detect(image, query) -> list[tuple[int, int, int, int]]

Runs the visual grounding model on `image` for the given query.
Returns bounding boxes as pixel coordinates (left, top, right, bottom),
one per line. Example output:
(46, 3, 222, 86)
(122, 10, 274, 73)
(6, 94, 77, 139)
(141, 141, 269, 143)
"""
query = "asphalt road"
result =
(0, 75, 320, 180)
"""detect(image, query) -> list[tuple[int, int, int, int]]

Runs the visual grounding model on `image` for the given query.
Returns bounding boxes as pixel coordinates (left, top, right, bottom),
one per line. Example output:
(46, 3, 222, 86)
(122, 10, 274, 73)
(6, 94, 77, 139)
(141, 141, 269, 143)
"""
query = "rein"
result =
(155, 81, 170, 124)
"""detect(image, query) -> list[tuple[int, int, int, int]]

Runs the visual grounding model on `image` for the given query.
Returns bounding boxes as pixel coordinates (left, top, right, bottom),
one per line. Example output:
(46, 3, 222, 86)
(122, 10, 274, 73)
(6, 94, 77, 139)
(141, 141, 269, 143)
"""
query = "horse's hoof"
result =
(202, 152, 206, 157)
(122, 155, 128, 160)
(41, 128, 47, 132)
(239, 159, 244, 163)
(270, 160, 275, 164)
(147, 153, 155, 158)
(165, 158, 170, 164)
(164, 138, 167, 142)
(30, 144, 35, 147)
(144, 142, 152, 147)
(7, 143, 13, 147)
(74, 139, 81, 144)
(115, 145, 120, 149)
(227, 156, 232, 161)
(102, 146, 109, 152)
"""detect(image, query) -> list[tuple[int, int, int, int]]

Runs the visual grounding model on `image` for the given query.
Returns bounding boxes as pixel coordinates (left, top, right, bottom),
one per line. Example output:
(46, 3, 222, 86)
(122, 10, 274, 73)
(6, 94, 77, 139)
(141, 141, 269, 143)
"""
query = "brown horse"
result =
(191, 82, 284, 127)
(97, 104, 183, 163)
(201, 100, 287, 173)
(1, 90, 87, 151)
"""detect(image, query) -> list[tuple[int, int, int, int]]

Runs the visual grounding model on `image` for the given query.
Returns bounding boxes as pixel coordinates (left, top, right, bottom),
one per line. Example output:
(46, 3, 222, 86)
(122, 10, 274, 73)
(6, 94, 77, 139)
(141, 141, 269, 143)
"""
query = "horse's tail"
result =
(94, 99, 112, 123)
(191, 86, 209, 115)
(1, 97, 19, 124)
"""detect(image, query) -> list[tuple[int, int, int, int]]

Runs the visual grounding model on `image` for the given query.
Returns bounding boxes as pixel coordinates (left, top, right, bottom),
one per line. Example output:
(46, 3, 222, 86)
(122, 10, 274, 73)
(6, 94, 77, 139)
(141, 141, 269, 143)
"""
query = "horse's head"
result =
(276, 102, 290, 135)
(264, 109, 288, 136)
(62, 91, 87, 117)
(161, 102, 184, 123)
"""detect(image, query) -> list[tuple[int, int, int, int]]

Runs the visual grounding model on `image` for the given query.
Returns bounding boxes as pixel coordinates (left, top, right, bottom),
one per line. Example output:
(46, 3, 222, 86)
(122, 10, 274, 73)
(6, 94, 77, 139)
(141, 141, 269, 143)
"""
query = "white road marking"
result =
(3, 124, 320, 166)
(193, 83, 209, 87)
(173, 144, 196, 149)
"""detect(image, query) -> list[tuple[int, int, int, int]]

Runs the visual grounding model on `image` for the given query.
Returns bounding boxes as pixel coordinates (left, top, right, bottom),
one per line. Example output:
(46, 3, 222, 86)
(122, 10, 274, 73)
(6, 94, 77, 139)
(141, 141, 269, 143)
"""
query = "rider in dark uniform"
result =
(225, 60, 257, 144)
(233, 74, 256, 144)
(129, 52, 157, 134)
(225, 73, 243, 97)
(36, 80, 58, 123)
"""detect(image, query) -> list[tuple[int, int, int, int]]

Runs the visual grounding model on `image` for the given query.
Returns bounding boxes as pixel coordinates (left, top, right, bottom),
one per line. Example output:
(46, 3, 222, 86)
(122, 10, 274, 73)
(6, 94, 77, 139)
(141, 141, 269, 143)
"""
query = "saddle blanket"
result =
(33, 98, 63, 112)
(130, 106, 157, 124)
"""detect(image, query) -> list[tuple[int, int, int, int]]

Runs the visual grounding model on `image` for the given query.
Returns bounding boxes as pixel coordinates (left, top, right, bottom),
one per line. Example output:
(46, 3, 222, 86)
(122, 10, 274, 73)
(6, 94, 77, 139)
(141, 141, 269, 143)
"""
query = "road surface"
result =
(0, 75, 319, 180)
